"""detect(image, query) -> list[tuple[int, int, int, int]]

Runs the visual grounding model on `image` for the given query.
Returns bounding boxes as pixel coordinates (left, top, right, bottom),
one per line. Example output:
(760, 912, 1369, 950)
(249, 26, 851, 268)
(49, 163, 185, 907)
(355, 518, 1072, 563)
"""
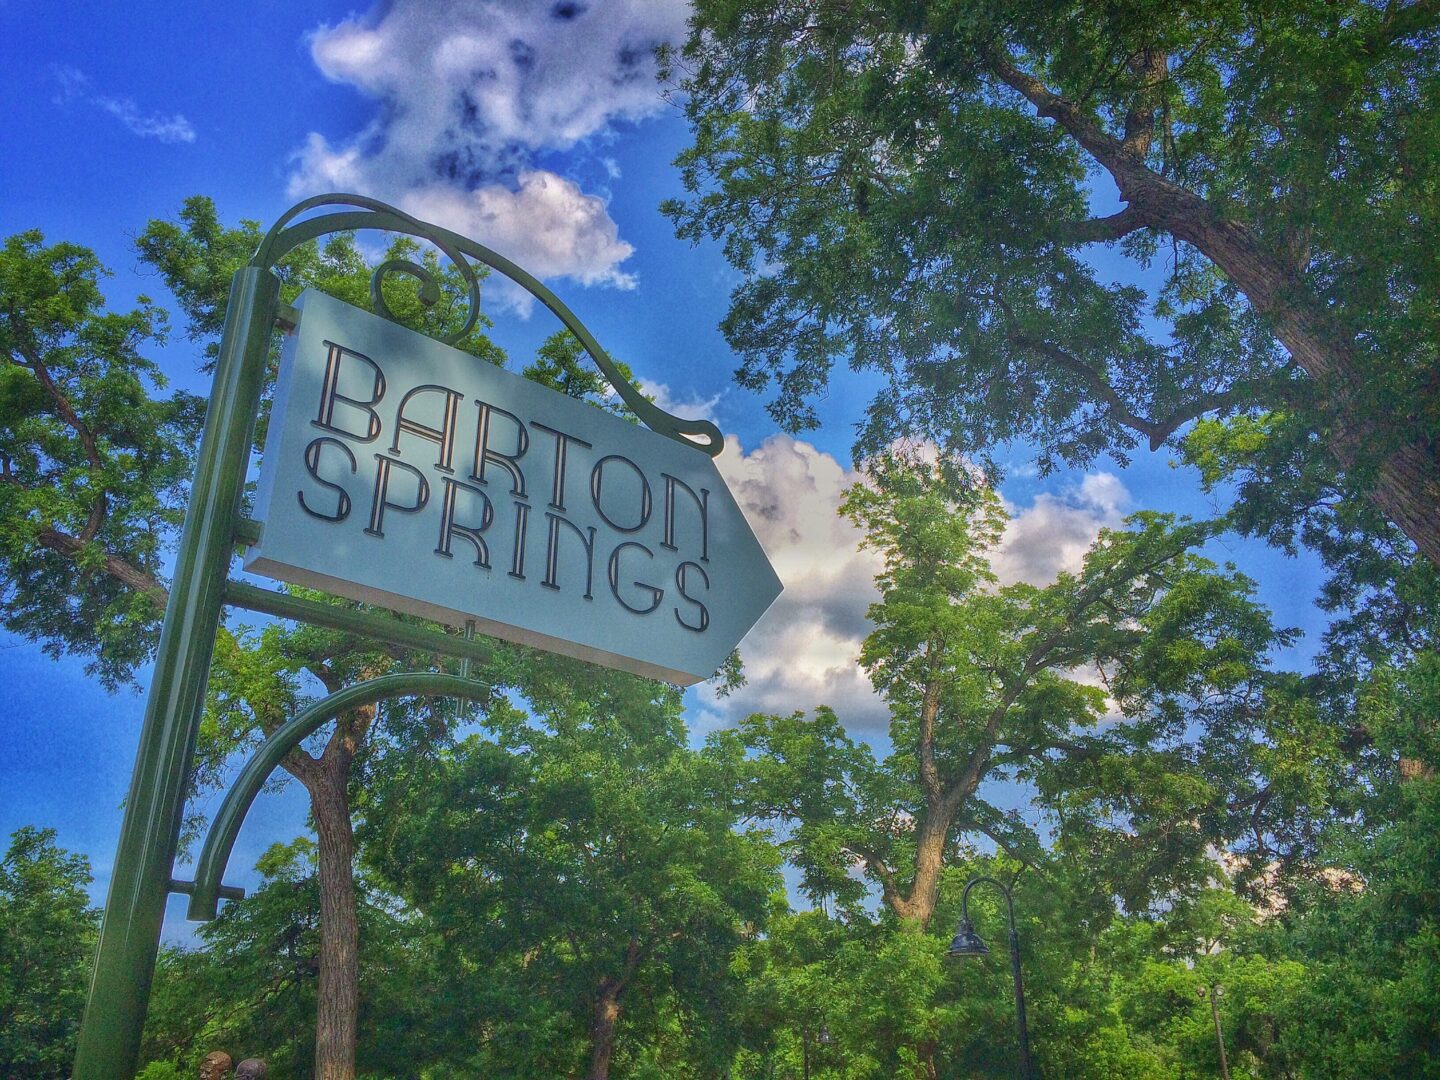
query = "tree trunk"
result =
(584, 977, 624, 1080)
(1161, 199, 1440, 570)
(307, 759, 360, 1080)
(890, 813, 950, 927)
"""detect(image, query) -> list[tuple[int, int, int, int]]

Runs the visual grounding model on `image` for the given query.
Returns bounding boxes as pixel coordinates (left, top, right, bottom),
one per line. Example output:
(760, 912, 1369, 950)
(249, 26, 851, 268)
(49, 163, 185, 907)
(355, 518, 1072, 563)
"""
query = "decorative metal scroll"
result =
(251, 193, 724, 456)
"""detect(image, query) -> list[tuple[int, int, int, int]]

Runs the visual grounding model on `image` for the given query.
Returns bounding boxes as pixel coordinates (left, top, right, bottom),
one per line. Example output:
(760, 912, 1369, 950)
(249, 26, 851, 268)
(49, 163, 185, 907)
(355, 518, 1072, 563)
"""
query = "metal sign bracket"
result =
(72, 194, 722, 1078)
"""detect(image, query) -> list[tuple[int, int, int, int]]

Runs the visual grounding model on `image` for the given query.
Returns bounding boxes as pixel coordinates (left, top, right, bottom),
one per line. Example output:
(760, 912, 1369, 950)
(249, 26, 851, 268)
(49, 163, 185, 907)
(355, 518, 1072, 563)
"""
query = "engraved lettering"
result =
(674, 560, 711, 633)
(435, 476, 495, 567)
(607, 541, 663, 615)
(312, 341, 386, 442)
(298, 436, 357, 522)
(542, 512, 596, 599)
(509, 502, 531, 580)
(532, 422, 592, 511)
(391, 384, 462, 473)
(661, 474, 710, 562)
(365, 453, 431, 538)
(470, 400, 529, 498)
(590, 455, 652, 533)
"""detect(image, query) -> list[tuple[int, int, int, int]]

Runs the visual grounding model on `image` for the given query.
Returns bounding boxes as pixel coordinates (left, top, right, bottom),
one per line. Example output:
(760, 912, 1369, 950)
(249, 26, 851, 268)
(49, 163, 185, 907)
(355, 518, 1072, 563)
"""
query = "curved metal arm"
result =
(186, 672, 491, 920)
(960, 874, 1034, 1078)
(961, 874, 1017, 931)
(250, 193, 725, 456)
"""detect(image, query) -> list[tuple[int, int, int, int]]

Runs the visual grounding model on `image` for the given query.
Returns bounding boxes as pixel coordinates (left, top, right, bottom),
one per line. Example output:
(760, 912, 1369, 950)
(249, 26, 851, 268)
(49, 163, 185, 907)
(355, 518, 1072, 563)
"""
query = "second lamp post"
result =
(947, 875, 1035, 1080)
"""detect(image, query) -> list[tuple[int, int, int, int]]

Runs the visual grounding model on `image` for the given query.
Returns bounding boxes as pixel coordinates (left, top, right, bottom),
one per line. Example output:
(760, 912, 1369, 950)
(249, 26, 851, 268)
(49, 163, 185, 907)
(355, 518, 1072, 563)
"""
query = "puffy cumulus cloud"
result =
(993, 472, 1130, 586)
(309, 0, 689, 153)
(291, 0, 690, 304)
(693, 446, 1135, 739)
(693, 436, 888, 736)
(399, 173, 637, 310)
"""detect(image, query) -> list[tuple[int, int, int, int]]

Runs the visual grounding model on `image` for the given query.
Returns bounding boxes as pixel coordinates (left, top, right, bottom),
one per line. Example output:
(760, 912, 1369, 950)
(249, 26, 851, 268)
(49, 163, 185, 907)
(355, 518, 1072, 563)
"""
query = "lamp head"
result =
(947, 918, 990, 958)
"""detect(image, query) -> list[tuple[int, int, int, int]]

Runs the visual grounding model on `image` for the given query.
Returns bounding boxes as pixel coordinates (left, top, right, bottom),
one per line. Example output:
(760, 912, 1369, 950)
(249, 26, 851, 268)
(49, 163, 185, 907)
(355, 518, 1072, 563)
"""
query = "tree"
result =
(144, 201, 512, 1080)
(140, 837, 456, 1080)
(4, 198, 689, 1078)
(0, 827, 100, 1078)
(729, 453, 1292, 930)
(1183, 410, 1440, 791)
(0, 231, 201, 686)
(360, 673, 782, 1079)
(664, 0, 1440, 566)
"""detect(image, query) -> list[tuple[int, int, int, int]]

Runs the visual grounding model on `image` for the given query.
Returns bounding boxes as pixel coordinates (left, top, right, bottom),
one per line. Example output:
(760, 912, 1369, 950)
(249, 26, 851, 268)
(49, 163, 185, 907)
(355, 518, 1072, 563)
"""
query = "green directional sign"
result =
(245, 289, 782, 684)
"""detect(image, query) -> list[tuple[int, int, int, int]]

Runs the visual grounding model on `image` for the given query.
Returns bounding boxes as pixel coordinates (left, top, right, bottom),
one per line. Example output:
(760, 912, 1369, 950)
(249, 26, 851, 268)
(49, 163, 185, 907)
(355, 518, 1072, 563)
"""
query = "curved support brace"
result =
(960, 874, 1016, 930)
(251, 193, 724, 456)
(186, 672, 491, 920)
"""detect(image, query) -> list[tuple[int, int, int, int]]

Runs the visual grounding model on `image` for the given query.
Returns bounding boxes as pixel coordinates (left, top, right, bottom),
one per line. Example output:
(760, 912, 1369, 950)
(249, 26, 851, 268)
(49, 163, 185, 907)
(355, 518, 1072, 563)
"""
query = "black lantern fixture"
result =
(947, 876, 1035, 1079)
(947, 917, 991, 958)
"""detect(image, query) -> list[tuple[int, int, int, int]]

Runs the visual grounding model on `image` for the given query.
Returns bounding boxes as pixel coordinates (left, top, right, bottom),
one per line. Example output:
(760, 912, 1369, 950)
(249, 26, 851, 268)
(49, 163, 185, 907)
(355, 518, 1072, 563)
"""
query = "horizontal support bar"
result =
(170, 877, 246, 902)
(223, 580, 497, 666)
(233, 517, 262, 546)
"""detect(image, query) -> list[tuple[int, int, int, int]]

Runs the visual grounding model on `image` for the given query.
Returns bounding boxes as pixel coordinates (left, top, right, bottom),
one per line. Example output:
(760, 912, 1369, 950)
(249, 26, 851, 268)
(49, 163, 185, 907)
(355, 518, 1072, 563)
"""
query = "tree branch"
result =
(1121, 48, 1168, 157)
(1059, 207, 1150, 245)
(1006, 328, 1261, 449)
(36, 527, 166, 606)
(848, 843, 900, 908)
(917, 647, 944, 802)
(1364, 0, 1440, 53)
(12, 340, 104, 471)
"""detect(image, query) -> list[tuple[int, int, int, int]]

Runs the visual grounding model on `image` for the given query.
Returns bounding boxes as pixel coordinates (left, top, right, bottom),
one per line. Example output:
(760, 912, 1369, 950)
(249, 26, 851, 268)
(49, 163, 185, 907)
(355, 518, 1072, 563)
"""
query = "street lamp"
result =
(1196, 984, 1231, 1080)
(947, 875, 1035, 1080)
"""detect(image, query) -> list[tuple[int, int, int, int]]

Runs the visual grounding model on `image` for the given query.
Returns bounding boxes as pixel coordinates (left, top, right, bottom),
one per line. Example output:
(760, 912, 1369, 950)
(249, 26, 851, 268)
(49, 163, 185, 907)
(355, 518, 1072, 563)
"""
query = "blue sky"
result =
(0, 1, 1326, 933)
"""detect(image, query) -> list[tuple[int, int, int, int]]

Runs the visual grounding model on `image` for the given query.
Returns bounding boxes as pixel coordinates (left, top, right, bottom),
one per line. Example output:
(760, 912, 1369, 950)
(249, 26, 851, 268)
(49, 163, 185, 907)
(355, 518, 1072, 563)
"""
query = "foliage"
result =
(0, 827, 99, 1079)
(0, 231, 202, 686)
(359, 676, 783, 1077)
(135, 195, 506, 372)
(140, 837, 453, 1080)
(665, 0, 1440, 564)
(725, 452, 1302, 925)
(7, 181, 1439, 1077)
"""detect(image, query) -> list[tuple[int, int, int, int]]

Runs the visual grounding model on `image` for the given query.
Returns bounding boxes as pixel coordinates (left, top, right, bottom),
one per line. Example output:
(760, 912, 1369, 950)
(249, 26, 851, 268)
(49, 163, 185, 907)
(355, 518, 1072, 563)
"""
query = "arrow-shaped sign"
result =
(245, 289, 782, 685)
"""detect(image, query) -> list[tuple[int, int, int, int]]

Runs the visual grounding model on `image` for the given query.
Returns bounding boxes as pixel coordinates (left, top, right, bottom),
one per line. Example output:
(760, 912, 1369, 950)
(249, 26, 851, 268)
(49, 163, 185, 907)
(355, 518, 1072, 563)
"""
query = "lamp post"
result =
(1196, 984, 1231, 1080)
(947, 875, 1035, 1080)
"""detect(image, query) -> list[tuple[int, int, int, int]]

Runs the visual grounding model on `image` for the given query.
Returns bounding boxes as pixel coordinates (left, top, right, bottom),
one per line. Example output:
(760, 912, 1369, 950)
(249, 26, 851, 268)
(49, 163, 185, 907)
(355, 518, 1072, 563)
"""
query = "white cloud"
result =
(695, 443, 1134, 737)
(397, 172, 638, 312)
(638, 378, 722, 425)
(291, 0, 690, 305)
(50, 65, 195, 144)
(694, 435, 887, 734)
(993, 472, 1129, 586)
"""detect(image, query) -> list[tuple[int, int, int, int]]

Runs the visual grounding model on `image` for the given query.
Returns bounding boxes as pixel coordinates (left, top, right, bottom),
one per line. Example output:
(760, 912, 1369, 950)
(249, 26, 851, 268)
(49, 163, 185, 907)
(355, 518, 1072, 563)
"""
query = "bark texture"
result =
(282, 699, 372, 1080)
(585, 979, 623, 1080)
(305, 756, 360, 1080)
(584, 939, 645, 1080)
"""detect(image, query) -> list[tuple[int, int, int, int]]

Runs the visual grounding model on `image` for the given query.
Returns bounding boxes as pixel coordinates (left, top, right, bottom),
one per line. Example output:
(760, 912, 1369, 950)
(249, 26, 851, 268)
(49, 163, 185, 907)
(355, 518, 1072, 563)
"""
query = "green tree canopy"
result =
(360, 679, 782, 1079)
(666, 0, 1440, 566)
(0, 827, 100, 1079)
(725, 452, 1304, 926)
(0, 231, 201, 686)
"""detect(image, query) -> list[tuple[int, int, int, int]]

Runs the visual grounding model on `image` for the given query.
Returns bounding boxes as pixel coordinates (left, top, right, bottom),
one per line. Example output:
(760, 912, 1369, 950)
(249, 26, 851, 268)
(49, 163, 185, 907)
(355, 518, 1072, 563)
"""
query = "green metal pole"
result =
(73, 267, 280, 1079)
